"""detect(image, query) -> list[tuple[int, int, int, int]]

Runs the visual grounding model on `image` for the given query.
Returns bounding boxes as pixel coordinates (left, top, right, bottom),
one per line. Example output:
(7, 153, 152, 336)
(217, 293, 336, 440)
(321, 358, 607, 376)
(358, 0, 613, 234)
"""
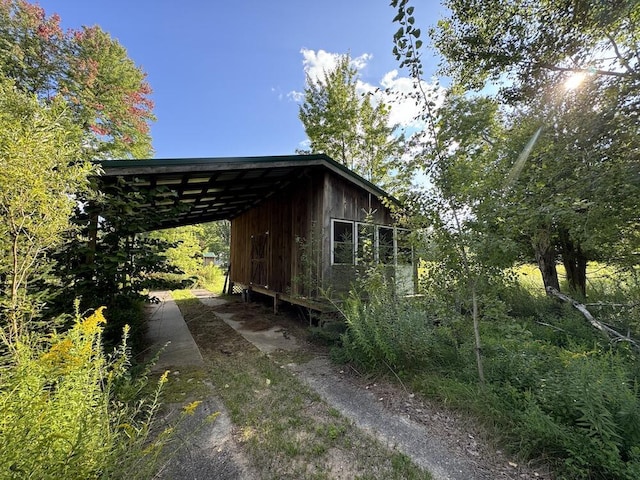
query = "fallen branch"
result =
(546, 287, 640, 352)
(536, 321, 566, 333)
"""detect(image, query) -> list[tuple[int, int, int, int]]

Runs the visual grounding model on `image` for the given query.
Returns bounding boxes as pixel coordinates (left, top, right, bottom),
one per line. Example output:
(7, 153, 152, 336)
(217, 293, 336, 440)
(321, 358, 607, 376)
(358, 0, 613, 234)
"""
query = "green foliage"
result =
(511, 351, 640, 479)
(0, 76, 93, 340)
(199, 220, 230, 265)
(392, 1, 639, 298)
(338, 258, 640, 478)
(430, 0, 640, 105)
(0, 0, 154, 159)
(149, 225, 203, 275)
(191, 264, 226, 292)
(298, 53, 406, 192)
(0, 307, 169, 479)
(340, 267, 462, 374)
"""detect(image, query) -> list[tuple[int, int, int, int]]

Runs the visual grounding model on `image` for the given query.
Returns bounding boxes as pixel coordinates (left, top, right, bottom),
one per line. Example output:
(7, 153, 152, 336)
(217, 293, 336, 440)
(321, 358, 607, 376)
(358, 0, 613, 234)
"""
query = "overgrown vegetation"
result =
(0, 2, 178, 478)
(0, 306, 176, 479)
(335, 264, 640, 479)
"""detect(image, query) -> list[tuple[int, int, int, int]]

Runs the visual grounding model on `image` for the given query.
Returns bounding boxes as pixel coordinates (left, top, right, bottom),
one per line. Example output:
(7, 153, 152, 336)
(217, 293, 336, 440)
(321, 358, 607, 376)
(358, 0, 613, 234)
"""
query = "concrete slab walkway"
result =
(145, 291, 204, 371)
(145, 291, 257, 480)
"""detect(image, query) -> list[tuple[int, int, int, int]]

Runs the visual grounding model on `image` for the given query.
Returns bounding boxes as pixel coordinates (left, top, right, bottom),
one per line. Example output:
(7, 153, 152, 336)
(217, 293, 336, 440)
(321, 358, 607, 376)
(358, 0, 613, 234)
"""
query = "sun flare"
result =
(564, 71, 586, 91)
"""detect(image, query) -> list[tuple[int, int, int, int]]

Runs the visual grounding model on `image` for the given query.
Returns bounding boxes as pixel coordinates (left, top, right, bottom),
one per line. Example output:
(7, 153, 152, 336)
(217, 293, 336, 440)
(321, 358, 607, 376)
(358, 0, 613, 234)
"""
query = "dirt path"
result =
(159, 291, 550, 479)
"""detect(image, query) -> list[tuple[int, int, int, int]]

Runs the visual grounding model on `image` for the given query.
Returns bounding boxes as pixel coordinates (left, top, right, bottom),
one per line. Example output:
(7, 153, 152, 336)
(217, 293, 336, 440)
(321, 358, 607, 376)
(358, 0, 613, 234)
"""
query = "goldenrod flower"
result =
(79, 307, 107, 335)
(182, 400, 202, 415)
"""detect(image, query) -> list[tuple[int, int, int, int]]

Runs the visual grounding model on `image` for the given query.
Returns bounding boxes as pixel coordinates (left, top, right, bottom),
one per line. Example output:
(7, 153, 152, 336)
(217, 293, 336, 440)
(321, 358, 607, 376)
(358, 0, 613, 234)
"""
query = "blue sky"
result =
(35, 1, 446, 159)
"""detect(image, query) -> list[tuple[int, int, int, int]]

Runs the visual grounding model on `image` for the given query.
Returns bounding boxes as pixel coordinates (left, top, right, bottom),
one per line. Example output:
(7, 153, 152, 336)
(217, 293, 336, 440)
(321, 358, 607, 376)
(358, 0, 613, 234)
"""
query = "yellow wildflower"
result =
(182, 400, 202, 415)
(41, 338, 76, 370)
(79, 306, 107, 335)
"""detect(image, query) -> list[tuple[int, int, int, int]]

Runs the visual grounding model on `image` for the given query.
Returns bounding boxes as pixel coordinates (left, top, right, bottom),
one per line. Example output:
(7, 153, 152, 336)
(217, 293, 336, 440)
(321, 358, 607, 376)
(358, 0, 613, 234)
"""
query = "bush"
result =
(338, 264, 640, 479)
(339, 270, 463, 374)
(0, 307, 170, 479)
(193, 264, 226, 292)
(511, 350, 640, 479)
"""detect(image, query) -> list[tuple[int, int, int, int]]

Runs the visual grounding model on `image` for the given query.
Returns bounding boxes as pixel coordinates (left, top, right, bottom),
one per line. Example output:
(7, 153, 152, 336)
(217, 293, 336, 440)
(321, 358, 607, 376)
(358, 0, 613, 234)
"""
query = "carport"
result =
(95, 154, 385, 231)
(94, 154, 408, 312)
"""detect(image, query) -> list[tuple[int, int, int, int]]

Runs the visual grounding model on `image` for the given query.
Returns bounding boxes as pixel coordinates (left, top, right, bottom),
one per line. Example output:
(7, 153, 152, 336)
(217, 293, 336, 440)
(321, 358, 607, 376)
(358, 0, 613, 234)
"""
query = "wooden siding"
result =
(321, 172, 394, 292)
(230, 172, 324, 294)
(230, 168, 396, 299)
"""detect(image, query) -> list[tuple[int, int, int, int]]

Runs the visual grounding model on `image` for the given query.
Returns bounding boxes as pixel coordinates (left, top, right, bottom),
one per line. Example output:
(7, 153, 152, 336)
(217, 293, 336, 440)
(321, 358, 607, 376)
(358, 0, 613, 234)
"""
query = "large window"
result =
(332, 220, 354, 265)
(377, 226, 394, 264)
(331, 219, 413, 266)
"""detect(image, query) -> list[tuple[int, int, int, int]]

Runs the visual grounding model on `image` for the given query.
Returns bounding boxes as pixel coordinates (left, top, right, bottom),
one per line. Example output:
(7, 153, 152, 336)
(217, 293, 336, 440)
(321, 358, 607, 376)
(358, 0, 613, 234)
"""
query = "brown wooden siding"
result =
(230, 172, 324, 294)
(230, 169, 395, 298)
(321, 172, 393, 292)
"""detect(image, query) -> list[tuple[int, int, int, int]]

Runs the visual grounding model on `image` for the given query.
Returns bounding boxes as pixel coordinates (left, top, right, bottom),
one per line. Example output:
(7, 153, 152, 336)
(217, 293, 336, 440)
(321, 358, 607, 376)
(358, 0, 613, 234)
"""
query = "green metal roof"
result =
(94, 154, 394, 231)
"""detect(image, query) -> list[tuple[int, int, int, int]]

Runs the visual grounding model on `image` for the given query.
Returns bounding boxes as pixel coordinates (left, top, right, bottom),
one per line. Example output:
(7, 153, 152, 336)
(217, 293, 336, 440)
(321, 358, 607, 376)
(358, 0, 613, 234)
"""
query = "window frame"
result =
(330, 219, 413, 267)
(331, 219, 355, 265)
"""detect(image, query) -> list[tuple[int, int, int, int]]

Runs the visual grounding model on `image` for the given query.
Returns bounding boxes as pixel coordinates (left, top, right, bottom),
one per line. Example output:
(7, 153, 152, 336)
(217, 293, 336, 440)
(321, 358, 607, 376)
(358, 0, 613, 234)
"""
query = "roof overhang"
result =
(94, 154, 395, 232)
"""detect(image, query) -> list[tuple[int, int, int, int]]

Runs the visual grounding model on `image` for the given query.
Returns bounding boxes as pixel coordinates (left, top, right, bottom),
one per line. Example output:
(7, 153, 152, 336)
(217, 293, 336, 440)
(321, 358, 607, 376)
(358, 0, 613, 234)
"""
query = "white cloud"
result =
(379, 70, 445, 129)
(289, 48, 445, 132)
(299, 48, 373, 83)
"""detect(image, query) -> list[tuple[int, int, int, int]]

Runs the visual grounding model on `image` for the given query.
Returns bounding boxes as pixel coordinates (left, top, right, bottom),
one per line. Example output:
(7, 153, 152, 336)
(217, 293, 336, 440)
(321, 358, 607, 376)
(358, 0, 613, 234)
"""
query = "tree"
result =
(0, 77, 92, 342)
(0, 1, 158, 346)
(298, 54, 404, 191)
(392, 0, 639, 296)
(0, 0, 154, 159)
(199, 221, 230, 264)
(430, 0, 640, 106)
(149, 226, 204, 275)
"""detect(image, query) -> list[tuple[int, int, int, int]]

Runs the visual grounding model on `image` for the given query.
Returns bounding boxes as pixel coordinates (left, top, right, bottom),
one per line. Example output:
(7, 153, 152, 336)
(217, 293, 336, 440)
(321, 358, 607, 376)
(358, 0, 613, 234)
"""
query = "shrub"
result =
(0, 307, 169, 479)
(338, 261, 640, 478)
(193, 264, 226, 292)
(339, 270, 462, 374)
(507, 350, 640, 479)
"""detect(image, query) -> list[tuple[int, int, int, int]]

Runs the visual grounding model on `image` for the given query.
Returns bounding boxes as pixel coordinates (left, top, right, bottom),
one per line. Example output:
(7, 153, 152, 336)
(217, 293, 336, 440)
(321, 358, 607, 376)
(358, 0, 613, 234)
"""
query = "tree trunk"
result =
(559, 229, 587, 298)
(472, 285, 485, 384)
(533, 228, 560, 293)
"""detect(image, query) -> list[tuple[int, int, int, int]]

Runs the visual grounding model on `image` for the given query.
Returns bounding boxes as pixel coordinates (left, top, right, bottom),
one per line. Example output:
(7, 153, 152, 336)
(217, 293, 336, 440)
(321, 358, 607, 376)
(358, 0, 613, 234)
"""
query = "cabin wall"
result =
(230, 173, 324, 294)
(230, 169, 398, 299)
(321, 173, 394, 293)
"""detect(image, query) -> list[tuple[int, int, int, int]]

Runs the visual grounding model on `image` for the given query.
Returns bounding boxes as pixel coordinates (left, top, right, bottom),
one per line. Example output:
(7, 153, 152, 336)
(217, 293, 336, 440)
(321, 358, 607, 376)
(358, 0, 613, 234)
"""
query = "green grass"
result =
(340, 266, 640, 479)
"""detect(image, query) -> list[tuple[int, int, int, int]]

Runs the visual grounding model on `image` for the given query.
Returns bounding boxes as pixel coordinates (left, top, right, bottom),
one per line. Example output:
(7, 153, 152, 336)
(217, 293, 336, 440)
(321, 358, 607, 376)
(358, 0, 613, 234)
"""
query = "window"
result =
(396, 228, 412, 265)
(332, 220, 354, 264)
(331, 219, 413, 267)
(356, 223, 374, 264)
(378, 226, 394, 264)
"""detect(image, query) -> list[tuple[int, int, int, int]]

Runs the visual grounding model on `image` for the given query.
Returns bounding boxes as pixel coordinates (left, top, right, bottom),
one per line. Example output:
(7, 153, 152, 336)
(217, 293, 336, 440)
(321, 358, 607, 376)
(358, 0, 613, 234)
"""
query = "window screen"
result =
(332, 220, 354, 264)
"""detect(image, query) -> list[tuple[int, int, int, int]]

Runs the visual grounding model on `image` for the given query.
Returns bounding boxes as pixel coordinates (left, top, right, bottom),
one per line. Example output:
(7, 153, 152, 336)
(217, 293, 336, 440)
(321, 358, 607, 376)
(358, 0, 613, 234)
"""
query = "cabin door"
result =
(250, 231, 270, 288)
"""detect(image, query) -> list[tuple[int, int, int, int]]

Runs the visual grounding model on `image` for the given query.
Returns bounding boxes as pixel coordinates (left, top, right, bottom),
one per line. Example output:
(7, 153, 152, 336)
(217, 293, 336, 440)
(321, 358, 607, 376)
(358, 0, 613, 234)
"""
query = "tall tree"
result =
(431, 0, 640, 105)
(0, 1, 157, 334)
(0, 0, 154, 158)
(298, 54, 404, 191)
(0, 77, 92, 341)
(392, 0, 640, 296)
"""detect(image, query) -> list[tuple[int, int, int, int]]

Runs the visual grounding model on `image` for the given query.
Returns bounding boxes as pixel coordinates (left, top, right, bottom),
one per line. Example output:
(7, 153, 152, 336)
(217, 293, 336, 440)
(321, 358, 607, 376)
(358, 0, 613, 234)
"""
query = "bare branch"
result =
(539, 63, 635, 79)
(605, 32, 636, 75)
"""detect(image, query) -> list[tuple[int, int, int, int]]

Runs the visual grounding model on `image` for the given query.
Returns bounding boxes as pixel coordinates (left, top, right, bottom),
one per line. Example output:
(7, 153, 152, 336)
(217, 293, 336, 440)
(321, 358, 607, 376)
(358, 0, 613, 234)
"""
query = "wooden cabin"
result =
(96, 154, 413, 310)
(228, 156, 414, 309)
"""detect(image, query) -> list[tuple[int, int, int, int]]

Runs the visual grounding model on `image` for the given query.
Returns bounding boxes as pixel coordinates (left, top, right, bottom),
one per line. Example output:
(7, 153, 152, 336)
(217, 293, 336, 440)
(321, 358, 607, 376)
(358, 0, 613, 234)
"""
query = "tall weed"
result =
(338, 263, 640, 479)
(0, 307, 170, 479)
(340, 267, 462, 374)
